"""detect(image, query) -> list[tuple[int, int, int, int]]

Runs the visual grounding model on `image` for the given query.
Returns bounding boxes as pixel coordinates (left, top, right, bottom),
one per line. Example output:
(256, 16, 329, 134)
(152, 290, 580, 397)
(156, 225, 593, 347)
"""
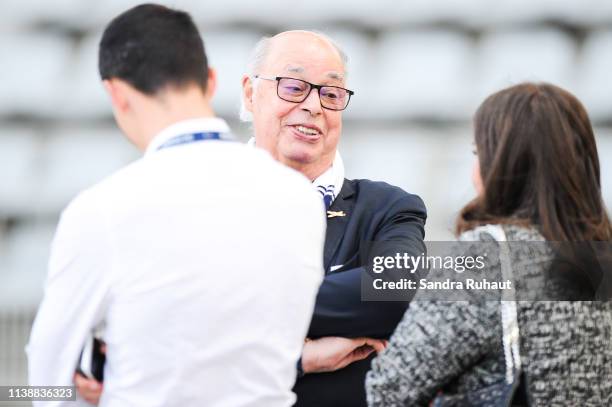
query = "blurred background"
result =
(1, 0, 611, 396)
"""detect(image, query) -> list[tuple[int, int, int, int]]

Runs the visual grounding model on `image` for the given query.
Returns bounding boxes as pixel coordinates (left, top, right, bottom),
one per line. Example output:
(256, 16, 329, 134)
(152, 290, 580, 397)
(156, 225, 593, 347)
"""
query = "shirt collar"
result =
(145, 117, 231, 157)
(311, 151, 345, 202)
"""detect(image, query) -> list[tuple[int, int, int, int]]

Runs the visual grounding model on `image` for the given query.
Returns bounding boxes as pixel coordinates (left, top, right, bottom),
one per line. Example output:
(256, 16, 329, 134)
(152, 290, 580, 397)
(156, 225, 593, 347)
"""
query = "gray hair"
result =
(240, 30, 349, 122)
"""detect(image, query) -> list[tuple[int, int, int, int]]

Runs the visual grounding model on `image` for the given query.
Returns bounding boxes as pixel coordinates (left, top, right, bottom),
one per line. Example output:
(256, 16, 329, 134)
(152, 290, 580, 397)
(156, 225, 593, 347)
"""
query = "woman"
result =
(366, 83, 612, 406)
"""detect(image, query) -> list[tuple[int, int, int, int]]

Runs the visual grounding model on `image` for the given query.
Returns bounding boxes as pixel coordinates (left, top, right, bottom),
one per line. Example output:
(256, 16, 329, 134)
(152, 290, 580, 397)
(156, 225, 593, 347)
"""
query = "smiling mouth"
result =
(294, 125, 320, 135)
(289, 125, 322, 141)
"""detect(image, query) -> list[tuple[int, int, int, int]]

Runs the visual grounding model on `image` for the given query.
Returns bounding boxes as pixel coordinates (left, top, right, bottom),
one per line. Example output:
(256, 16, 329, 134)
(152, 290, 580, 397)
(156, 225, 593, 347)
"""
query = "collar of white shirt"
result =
(144, 117, 231, 157)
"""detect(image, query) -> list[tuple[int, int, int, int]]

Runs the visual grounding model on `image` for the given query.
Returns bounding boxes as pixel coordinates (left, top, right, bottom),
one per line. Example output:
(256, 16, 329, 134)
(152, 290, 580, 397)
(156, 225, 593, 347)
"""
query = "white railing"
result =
(0, 307, 35, 387)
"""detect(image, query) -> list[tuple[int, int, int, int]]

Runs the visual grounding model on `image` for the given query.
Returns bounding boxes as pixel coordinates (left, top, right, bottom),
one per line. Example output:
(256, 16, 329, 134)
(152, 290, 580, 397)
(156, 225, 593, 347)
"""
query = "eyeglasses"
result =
(254, 76, 354, 111)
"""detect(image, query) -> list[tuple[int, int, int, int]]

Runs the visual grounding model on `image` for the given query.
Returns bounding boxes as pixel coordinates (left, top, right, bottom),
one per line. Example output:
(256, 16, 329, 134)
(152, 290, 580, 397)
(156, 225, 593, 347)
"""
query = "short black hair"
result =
(99, 3, 208, 95)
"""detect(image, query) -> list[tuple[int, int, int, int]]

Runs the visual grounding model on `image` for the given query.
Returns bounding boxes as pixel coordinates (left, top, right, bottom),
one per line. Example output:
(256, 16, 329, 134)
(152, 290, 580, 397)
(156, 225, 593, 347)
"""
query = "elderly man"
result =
(241, 31, 427, 407)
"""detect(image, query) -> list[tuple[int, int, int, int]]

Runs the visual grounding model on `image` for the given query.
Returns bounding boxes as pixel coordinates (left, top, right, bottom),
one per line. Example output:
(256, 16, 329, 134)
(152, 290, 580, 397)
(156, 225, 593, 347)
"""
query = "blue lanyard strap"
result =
(156, 132, 227, 151)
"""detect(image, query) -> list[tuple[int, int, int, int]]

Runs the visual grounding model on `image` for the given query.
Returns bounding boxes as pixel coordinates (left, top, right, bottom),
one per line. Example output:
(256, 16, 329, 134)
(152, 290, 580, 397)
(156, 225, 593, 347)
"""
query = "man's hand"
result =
(74, 341, 106, 405)
(74, 373, 103, 405)
(301, 336, 387, 374)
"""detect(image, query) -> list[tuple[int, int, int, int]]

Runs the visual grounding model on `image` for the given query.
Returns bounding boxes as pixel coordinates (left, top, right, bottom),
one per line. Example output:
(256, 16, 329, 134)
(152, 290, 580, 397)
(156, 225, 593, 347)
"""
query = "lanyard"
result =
(156, 132, 226, 151)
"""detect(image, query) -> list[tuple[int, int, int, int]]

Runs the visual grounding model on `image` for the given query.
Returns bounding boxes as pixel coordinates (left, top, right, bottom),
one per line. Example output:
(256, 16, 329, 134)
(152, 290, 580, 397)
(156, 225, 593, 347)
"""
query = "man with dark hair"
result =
(27, 4, 327, 406)
(98, 3, 208, 95)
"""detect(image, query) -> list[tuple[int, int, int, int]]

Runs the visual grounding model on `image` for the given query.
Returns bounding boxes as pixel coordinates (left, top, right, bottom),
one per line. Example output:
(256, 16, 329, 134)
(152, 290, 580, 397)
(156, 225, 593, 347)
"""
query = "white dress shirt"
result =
(27, 118, 326, 407)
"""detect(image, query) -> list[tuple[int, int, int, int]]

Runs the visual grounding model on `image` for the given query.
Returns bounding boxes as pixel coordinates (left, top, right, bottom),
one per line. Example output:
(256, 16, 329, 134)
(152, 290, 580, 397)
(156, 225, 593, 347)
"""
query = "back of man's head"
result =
(99, 3, 208, 95)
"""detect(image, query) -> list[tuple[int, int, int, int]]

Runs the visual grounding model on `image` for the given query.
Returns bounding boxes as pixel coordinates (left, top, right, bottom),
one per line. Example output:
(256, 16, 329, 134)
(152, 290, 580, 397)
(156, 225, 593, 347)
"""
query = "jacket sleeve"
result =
(307, 192, 427, 338)
(365, 299, 499, 406)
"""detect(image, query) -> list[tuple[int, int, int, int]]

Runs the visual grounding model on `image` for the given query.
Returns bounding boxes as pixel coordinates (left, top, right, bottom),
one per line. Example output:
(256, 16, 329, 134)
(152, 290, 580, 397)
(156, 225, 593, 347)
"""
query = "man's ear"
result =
(102, 79, 130, 113)
(205, 67, 217, 100)
(241, 75, 254, 113)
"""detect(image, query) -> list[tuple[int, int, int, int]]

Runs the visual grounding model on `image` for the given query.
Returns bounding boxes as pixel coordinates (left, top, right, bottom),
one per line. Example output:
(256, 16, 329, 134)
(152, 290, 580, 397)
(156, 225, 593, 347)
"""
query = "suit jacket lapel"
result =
(324, 179, 355, 273)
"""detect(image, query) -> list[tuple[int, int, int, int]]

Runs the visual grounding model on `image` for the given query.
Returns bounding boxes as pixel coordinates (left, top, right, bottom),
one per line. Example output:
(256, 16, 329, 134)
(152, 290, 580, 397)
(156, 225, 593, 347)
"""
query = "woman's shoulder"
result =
(456, 224, 554, 296)
(457, 224, 545, 243)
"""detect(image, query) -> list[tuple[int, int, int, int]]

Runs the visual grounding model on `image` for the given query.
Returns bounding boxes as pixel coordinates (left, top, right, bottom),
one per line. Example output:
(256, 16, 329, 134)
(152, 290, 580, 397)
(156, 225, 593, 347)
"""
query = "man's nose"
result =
(300, 88, 323, 116)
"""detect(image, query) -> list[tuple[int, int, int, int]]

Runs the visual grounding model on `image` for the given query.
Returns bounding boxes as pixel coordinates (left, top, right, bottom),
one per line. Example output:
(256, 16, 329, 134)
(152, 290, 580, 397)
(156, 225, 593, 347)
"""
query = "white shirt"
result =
(247, 137, 345, 207)
(27, 118, 326, 407)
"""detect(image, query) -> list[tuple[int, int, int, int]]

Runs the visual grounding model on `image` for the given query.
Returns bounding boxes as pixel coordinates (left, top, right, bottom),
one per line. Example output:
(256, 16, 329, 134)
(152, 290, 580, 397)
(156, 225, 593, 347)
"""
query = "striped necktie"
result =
(317, 185, 336, 210)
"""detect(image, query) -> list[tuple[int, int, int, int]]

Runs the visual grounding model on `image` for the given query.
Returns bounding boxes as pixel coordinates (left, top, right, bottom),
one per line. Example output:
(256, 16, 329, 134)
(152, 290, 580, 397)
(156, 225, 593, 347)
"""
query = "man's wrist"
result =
(299, 338, 313, 375)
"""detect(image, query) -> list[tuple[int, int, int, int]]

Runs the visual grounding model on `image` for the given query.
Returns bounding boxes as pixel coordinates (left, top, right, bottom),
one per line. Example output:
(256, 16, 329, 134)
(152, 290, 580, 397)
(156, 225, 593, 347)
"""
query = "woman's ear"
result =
(472, 157, 484, 196)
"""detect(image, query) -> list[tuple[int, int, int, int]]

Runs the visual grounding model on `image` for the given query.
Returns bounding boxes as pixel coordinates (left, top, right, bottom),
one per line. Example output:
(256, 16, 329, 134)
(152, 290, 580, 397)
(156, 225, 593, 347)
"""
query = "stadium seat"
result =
(0, 129, 40, 216)
(371, 30, 477, 120)
(0, 33, 72, 118)
(475, 29, 576, 102)
(576, 30, 612, 123)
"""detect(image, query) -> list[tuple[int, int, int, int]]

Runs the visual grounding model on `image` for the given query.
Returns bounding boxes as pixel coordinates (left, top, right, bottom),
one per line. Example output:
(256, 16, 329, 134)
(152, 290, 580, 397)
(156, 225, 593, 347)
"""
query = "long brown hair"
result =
(456, 82, 611, 241)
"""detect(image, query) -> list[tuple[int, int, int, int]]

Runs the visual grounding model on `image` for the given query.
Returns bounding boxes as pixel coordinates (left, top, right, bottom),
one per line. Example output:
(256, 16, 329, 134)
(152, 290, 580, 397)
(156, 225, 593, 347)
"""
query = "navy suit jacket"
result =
(293, 178, 427, 407)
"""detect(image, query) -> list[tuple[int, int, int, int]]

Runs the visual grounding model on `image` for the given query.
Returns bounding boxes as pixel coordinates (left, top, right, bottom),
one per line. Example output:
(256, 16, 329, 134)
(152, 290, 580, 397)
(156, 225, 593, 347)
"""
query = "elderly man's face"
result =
(243, 32, 345, 180)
